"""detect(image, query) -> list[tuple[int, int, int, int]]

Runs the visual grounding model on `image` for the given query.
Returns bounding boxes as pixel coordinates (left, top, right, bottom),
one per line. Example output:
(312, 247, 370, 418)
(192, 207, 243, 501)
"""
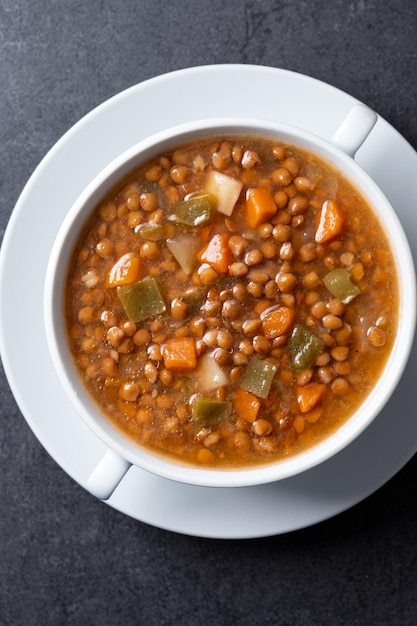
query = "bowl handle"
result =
(86, 449, 131, 500)
(330, 103, 378, 157)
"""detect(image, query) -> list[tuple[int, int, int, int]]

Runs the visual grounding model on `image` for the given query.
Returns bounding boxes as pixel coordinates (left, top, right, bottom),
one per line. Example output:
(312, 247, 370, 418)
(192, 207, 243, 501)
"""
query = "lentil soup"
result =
(66, 134, 398, 469)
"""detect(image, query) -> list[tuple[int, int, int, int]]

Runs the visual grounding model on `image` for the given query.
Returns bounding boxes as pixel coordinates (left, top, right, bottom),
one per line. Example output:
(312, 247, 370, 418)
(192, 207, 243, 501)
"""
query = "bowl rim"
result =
(43, 116, 417, 488)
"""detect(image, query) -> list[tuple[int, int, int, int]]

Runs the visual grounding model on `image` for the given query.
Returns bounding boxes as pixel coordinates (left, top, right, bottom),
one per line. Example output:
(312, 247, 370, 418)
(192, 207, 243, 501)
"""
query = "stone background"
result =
(1, 2, 417, 625)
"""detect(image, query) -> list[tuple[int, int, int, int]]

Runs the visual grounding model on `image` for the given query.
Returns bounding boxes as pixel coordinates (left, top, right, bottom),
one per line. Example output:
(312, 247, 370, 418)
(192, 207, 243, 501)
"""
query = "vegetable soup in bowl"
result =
(44, 115, 416, 497)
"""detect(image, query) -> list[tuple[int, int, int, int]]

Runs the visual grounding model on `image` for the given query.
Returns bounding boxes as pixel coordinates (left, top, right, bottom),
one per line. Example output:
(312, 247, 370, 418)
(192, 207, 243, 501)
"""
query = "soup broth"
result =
(66, 134, 398, 468)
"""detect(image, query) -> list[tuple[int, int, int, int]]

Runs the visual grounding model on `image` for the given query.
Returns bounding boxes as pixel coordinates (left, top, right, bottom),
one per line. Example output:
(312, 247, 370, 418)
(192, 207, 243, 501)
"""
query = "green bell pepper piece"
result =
(323, 268, 360, 304)
(169, 195, 211, 226)
(117, 276, 166, 322)
(192, 397, 232, 427)
(288, 324, 324, 371)
(136, 222, 165, 241)
(240, 358, 277, 399)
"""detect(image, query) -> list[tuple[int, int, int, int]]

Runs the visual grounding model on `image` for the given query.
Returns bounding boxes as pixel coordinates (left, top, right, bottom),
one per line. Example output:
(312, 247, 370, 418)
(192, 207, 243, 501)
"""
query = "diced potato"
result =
(196, 352, 229, 392)
(167, 235, 200, 275)
(204, 170, 243, 216)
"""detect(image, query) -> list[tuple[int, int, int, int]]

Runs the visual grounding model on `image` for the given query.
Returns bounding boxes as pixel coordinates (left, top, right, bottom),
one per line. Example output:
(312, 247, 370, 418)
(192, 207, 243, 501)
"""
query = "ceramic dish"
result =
(1, 64, 416, 539)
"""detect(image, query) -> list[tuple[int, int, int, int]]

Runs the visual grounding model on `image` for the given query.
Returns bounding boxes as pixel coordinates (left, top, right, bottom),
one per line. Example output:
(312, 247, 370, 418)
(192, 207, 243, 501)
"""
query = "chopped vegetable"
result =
(315, 200, 344, 244)
(261, 306, 295, 339)
(169, 194, 211, 226)
(167, 235, 201, 275)
(240, 358, 277, 399)
(162, 336, 197, 371)
(233, 387, 261, 423)
(323, 268, 361, 303)
(196, 351, 229, 391)
(135, 222, 165, 241)
(105, 253, 144, 288)
(288, 324, 324, 370)
(246, 187, 277, 228)
(192, 396, 232, 426)
(297, 384, 326, 413)
(117, 276, 166, 322)
(204, 170, 243, 216)
(197, 233, 232, 274)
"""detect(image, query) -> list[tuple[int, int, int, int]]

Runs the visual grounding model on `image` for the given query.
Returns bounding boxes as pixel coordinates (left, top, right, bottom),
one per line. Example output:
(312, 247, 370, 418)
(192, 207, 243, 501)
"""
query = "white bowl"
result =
(44, 111, 416, 498)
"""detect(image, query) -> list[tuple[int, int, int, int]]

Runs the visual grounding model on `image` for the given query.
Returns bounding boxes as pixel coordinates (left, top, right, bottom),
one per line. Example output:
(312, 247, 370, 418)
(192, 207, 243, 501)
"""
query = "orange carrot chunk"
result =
(296, 384, 326, 413)
(233, 388, 261, 423)
(246, 187, 278, 229)
(163, 337, 197, 371)
(105, 253, 144, 288)
(262, 306, 295, 339)
(196, 233, 232, 274)
(315, 200, 344, 244)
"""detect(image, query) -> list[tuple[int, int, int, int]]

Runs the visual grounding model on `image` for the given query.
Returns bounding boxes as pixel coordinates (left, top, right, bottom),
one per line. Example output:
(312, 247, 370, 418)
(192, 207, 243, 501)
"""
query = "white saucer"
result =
(1, 65, 416, 539)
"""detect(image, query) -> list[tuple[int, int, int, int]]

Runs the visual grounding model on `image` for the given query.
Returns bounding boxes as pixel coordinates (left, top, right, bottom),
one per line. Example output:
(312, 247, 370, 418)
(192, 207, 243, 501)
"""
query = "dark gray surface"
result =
(1, 1, 417, 625)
